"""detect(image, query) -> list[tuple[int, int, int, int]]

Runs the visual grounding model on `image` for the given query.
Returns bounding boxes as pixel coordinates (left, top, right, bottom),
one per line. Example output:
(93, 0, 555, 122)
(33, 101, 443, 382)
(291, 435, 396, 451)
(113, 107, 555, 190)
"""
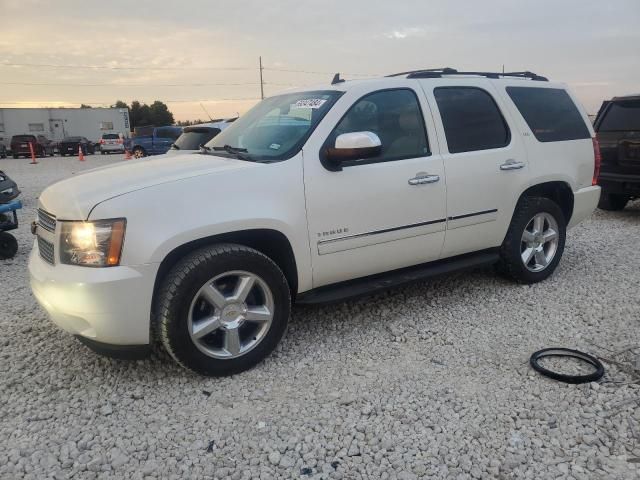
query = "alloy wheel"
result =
(188, 270, 274, 359)
(520, 212, 559, 272)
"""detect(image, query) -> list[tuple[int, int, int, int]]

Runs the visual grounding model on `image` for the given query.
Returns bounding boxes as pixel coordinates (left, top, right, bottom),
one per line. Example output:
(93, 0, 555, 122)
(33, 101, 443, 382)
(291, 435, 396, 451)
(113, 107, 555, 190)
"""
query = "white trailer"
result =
(0, 108, 130, 148)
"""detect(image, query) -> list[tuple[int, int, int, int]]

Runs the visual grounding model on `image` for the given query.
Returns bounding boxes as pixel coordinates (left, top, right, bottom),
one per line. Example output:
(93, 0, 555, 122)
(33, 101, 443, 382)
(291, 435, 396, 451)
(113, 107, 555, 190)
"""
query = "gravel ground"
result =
(1, 154, 639, 479)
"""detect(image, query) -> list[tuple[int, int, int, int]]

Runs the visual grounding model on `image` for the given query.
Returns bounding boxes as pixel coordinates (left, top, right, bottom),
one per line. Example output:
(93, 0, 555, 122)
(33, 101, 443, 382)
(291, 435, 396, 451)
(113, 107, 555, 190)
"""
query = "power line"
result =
(0, 62, 255, 71)
(0, 81, 263, 87)
(0, 62, 381, 77)
(264, 67, 379, 77)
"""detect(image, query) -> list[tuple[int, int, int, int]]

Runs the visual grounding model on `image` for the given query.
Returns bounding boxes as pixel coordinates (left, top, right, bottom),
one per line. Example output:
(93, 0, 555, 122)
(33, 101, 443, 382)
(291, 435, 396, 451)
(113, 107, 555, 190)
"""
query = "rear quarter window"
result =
(506, 87, 590, 142)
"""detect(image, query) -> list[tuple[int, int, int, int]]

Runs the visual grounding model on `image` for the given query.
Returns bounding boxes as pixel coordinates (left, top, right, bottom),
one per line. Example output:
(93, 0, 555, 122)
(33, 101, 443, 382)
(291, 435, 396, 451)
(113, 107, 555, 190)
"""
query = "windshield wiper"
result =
(212, 144, 248, 154)
(211, 144, 253, 161)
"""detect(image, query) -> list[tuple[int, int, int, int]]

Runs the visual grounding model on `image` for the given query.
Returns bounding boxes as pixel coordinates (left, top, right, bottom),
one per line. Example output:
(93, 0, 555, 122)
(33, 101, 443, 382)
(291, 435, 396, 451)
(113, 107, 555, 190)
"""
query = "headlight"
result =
(60, 219, 126, 267)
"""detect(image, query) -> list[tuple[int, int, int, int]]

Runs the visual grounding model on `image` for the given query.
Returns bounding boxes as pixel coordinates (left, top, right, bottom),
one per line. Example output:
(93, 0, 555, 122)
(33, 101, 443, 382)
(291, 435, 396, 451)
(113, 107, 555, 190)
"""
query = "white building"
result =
(0, 107, 131, 147)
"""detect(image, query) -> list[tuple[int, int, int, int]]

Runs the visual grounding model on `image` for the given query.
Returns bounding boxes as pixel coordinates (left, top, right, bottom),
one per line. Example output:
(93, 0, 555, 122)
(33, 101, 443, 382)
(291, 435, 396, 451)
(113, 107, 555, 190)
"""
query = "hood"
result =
(39, 153, 256, 220)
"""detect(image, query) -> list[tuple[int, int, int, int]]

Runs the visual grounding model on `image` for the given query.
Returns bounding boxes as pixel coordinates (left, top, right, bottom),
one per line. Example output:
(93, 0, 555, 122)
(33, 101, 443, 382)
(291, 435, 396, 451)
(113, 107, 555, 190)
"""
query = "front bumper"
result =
(568, 185, 601, 229)
(29, 243, 158, 348)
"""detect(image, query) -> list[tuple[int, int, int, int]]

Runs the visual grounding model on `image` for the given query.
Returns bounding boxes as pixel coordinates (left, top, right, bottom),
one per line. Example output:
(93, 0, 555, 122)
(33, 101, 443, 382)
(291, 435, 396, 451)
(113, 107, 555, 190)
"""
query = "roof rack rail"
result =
(387, 68, 548, 82)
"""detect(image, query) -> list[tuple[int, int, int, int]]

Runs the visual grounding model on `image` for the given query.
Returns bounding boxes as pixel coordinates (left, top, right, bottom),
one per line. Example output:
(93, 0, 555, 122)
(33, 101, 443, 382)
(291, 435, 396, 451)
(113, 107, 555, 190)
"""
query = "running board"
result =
(296, 250, 499, 305)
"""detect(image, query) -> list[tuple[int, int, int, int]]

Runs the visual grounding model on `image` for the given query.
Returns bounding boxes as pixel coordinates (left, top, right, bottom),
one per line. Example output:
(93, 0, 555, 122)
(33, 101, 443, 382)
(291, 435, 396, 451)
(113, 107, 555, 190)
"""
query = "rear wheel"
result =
(133, 147, 145, 158)
(598, 192, 629, 211)
(155, 244, 291, 376)
(0, 232, 18, 259)
(497, 196, 566, 284)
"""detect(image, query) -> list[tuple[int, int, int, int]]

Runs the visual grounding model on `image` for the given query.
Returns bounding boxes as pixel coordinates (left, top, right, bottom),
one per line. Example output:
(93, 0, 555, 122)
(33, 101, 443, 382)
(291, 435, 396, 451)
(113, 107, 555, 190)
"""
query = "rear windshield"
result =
(12, 135, 35, 142)
(506, 87, 591, 142)
(598, 101, 640, 132)
(102, 133, 120, 139)
(63, 137, 81, 142)
(173, 128, 221, 150)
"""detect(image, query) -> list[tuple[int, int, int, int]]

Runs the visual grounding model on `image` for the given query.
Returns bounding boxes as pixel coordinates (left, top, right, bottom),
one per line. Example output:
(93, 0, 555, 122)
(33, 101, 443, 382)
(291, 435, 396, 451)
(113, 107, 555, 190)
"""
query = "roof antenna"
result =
(200, 103, 214, 122)
(331, 73, 345, 85)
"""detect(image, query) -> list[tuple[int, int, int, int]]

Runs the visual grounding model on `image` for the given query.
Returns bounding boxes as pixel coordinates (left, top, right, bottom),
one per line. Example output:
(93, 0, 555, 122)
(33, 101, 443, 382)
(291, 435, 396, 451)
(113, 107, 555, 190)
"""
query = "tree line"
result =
(111, 100, 175, 130)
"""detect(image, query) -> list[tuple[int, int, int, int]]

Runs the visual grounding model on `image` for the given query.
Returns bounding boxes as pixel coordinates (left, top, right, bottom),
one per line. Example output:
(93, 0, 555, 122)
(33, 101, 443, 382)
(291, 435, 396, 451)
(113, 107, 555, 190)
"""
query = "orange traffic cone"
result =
(124, 149, 132, 160)
(78, 145, 85, 162)
(29, 142, 38, 165)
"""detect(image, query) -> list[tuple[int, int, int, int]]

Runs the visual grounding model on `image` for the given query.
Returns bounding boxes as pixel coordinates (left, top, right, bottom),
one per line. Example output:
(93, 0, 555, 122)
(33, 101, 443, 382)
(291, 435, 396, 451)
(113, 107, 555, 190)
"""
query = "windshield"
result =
(204, 90, 342, 161)
(173, 128, 221, 150)
(599, 100, 640, 132)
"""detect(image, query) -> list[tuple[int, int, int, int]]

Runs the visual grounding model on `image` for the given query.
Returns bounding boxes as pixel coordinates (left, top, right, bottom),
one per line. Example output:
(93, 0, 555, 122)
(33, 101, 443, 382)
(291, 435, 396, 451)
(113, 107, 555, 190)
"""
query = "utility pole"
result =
(259, 56, 264, 100)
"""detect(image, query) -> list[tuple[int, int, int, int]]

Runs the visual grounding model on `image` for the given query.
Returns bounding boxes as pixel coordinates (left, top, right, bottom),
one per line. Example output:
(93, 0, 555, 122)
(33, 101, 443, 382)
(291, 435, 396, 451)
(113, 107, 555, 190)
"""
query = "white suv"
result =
(29, 69, 601, 376)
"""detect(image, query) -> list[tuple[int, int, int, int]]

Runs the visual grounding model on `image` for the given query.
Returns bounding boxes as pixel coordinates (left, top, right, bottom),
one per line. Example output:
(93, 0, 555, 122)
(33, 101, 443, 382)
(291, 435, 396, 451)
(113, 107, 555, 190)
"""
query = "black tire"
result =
(154, 243, 291, 376)
(497, 196, 566, 284)
(598, 192, 629, 211)
(0, 232, 18, 259)
(101, 151, 105, 155)
(12, 154, 18, 159)
(133, 147, 145, 158)
(60, 153, 66, 157)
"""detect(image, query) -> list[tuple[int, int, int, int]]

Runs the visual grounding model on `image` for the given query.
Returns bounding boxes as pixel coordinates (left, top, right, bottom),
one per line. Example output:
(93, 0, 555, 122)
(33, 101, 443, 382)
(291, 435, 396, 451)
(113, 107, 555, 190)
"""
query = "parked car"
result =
(59, 136, 95, 156)
(594, 94, 640, 210)
(165, 120, 234, 156)
(124, 126, 182, 158)
(30, 68, 600, 376)
(10, 134, 55, 158)
(99, 133, 125, 154)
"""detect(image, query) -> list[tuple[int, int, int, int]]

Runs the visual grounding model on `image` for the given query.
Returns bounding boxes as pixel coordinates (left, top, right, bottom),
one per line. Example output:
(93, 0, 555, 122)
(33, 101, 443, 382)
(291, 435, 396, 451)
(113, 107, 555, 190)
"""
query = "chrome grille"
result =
(37, 209, 56, 233)
(37, 237, 55, 265)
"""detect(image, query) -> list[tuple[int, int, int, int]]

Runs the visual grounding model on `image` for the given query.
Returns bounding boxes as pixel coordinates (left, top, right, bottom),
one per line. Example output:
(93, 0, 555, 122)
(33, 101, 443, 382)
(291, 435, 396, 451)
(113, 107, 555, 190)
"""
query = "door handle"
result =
(408, 174, 440, 185)
(500, 159, 525, 171)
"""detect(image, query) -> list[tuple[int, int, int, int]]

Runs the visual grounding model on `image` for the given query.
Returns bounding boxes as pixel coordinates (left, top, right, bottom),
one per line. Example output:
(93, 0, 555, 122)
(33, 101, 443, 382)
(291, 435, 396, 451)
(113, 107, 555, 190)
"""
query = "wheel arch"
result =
(152, 228, 299, 307)
(517, 181, 574, 223)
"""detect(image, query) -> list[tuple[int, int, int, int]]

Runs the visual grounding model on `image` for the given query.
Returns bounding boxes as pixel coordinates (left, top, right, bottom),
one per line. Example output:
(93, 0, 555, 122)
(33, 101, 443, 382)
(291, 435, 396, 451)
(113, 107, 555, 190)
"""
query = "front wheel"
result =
(598, 192, 629, 211)
(497, 197, 566, 284)
(133, 147, 145, 159)
(154, 244, 291, 376)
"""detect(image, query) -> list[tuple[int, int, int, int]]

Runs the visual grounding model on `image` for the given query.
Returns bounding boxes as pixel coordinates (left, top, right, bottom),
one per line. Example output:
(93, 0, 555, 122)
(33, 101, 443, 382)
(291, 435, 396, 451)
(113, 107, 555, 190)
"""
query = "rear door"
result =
(420, 80, 529, 257)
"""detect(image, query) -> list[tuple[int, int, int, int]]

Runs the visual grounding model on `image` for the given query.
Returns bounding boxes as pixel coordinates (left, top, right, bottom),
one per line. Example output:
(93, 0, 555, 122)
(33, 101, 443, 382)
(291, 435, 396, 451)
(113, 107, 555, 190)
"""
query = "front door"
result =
(421, 80, 529, 257)
(303, 86, 447, 288)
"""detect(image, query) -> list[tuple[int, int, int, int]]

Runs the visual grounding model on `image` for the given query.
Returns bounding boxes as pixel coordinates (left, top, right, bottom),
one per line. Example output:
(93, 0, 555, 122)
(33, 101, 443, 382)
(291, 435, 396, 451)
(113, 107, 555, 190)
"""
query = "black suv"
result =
(595, 94, 640, 210)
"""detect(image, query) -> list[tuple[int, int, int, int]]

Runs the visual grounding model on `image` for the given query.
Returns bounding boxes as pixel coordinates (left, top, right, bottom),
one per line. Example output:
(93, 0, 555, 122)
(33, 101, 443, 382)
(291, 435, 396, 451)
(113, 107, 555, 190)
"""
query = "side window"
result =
(434, 87, 510, 154)
(155, 127, 172, 139)
(506, 87, 590, 142)
(329, 89, 430, 164)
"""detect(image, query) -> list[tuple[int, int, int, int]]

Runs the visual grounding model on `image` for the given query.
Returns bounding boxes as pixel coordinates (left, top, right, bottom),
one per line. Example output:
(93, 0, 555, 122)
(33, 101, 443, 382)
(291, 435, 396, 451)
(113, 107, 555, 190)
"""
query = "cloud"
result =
(384, 27, 428, 40)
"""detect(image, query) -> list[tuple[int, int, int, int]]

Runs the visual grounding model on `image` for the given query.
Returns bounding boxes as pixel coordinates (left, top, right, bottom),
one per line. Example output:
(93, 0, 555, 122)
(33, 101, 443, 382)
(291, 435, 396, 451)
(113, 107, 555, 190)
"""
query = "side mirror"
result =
(324, 131, 381, 169)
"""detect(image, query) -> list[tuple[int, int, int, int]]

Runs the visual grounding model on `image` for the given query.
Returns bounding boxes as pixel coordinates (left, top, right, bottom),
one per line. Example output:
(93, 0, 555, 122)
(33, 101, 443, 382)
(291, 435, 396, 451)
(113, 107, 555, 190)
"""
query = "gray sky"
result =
(1, 0, 638, 120)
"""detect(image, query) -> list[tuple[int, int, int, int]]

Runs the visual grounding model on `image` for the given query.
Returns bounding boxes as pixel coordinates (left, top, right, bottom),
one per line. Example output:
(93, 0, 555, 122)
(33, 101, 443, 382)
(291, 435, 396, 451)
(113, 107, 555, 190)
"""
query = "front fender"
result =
(89, 155, 313, 292)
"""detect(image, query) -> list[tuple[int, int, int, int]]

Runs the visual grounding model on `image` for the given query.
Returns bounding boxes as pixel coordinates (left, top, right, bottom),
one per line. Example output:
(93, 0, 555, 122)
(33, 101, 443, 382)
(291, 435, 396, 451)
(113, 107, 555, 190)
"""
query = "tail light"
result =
(99, 139, 105, 144)
(592, 136, 601, 186)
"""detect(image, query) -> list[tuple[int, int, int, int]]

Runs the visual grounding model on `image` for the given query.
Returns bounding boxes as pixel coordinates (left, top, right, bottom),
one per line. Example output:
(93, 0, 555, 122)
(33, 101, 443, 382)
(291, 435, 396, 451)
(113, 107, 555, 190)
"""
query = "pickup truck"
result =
(124, 126, 182, 158)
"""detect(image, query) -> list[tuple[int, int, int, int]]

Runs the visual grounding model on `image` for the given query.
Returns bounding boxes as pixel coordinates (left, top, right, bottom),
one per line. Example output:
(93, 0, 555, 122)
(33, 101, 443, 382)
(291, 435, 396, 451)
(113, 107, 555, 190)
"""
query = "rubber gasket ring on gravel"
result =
(530, 348, 605, 384)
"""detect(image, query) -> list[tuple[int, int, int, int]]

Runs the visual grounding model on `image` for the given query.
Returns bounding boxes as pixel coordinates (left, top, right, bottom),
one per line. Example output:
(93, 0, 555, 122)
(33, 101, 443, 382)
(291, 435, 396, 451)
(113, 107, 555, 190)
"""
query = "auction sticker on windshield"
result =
(293, 99, 327, 109)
